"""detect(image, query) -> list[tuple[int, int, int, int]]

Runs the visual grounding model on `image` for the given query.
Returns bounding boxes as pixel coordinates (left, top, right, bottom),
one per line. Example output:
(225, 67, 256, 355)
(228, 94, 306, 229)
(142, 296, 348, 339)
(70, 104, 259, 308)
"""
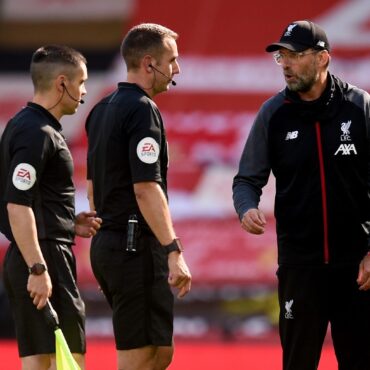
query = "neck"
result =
(127, 72, 155, 99)
(33, 93, 63, 120)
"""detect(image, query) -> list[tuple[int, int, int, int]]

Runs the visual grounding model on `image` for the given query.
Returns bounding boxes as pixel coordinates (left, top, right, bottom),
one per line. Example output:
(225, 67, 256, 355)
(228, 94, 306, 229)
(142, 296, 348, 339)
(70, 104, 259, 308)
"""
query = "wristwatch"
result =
(164, 238, 184, 254)
(28, 263, 47, 275)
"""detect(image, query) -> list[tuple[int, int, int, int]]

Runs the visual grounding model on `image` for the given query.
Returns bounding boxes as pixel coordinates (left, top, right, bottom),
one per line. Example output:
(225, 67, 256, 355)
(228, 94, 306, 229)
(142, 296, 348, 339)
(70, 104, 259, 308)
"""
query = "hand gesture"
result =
(27, 272, 52, 310)
(75, 211, 102, 238)
(241, 208, 267, 234)
(357, 253, 370, 290)
(168, 252, 192, 298)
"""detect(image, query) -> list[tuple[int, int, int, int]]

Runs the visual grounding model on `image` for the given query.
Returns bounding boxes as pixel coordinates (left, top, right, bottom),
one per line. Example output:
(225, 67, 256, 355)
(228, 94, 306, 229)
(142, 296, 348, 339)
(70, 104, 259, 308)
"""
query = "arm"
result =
(87, 179, 95, 211)
(7, 203, 52, 309)
(73, 181, 102, 238)
(232, 107, 271, 234)
(76, 180, 101, 237)
(357, 91, 370, 290)
(134, 182, 175, 245)
(134, 181, 191, 297)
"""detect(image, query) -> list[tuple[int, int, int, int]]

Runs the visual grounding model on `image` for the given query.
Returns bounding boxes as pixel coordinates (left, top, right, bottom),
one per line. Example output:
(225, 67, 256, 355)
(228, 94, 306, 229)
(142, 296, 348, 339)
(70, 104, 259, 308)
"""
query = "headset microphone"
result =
(61, 83, 85, 104)
(149, 64, 177, 86)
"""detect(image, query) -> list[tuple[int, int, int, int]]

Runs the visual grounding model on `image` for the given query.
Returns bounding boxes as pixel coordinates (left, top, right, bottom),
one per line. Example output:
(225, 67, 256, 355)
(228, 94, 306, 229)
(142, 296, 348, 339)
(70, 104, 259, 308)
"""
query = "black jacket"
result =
(233, 73, 370, 266)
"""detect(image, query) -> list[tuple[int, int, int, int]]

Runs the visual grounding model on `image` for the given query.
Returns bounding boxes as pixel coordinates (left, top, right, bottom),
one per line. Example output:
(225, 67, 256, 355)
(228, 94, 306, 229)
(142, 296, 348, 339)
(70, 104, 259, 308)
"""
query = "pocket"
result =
(91, 231, 141, 267)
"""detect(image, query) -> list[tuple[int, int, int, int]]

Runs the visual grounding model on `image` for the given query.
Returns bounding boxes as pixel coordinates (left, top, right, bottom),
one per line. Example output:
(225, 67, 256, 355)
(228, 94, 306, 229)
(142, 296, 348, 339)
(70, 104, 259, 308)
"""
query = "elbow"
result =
(133, 181, 158, 201)
(6, 202, 18, 215)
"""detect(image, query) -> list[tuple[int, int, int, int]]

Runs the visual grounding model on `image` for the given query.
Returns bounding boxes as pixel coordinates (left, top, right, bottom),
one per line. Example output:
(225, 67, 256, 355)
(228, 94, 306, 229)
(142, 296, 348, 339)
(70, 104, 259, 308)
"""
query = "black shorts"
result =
(90, 230, 174, 350)
(3, 241, 86, 357)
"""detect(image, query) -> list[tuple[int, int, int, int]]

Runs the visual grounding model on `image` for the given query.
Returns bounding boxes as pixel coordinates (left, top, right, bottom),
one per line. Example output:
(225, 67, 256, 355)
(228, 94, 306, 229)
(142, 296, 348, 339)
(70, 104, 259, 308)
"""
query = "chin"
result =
(63, 107, 78, 116)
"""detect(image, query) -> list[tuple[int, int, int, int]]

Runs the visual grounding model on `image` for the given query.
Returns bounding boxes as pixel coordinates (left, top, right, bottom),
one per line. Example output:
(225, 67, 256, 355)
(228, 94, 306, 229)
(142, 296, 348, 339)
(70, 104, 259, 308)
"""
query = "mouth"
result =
(284, 73, 295, 83)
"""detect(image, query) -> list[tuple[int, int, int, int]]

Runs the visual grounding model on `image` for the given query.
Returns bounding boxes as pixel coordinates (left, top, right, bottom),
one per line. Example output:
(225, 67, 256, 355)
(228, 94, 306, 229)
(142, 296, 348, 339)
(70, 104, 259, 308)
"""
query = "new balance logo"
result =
(285, 299, 294, 319)
(334, 144, 357, 155)
(285, 131, 298, 140)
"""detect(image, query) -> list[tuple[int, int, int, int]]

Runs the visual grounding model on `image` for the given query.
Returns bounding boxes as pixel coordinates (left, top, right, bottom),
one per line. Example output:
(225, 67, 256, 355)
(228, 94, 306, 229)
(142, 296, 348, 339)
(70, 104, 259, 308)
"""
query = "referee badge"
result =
(136, 137, 159, 164)
(12, 163, 37, 190)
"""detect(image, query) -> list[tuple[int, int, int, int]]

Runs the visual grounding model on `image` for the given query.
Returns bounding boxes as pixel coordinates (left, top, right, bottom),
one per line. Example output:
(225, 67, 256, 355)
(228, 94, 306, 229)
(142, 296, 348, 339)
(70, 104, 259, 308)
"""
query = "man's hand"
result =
(241, 208, 267, 234)
(168, 252, 191, 298)
(27, 272, 52, 310)
(357, 253, 370, 290)
(75, 211, 102, 237)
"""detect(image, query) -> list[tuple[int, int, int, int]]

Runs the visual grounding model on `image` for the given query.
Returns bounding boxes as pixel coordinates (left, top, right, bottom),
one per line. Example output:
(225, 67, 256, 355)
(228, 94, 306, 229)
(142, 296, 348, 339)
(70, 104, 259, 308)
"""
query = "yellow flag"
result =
(55, 328, 81, 370)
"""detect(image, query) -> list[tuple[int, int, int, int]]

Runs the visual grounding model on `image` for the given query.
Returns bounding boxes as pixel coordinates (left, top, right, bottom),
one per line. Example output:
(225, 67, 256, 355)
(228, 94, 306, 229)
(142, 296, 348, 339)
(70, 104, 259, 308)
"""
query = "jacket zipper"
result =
(315, 122, 329, 263)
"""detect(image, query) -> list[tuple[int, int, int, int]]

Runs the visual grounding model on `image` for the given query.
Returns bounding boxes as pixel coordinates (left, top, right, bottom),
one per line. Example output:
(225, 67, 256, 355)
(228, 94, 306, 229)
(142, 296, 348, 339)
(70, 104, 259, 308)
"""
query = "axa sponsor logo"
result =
(285, 131, 298, 140)
(340, 120, 352, 141)
(285, 299, 294, 319)
(334, 143, 357, 155)
(284, 24, 297, 37)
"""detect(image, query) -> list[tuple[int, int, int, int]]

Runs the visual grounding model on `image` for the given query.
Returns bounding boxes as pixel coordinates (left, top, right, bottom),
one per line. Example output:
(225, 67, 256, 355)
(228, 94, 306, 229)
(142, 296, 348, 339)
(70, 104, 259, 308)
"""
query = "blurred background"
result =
(0, 0, 370, 368)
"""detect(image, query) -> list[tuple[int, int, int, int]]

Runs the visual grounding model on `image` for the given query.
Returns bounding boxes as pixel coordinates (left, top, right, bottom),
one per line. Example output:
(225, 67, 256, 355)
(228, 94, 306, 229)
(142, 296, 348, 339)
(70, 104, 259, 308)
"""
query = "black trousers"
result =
(277, 265, 370, 370)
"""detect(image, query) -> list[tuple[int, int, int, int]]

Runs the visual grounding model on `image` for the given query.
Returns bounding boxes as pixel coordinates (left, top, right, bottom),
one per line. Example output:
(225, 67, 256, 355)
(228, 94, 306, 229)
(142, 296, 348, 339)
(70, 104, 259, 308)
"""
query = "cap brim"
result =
(265, 42, 308, 52)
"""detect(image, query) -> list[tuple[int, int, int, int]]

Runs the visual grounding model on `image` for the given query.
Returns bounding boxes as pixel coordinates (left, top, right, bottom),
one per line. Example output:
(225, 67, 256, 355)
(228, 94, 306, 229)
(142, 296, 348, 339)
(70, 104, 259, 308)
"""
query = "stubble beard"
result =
(286, 65, 318, 93)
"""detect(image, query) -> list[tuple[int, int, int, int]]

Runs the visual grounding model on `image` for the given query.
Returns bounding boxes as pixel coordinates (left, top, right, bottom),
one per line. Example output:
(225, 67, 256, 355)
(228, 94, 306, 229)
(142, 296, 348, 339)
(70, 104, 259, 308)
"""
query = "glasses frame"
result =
(273, 49, 320, 65)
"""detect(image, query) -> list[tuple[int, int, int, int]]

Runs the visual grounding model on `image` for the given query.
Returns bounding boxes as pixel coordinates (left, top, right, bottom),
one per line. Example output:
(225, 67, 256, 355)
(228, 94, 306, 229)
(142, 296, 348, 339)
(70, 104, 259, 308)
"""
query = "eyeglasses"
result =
(273, 50, 320, 65)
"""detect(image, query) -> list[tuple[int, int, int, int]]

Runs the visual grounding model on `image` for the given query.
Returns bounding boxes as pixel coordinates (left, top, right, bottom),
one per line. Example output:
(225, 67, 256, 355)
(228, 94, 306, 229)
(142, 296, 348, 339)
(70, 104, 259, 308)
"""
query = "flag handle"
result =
(42, 300, 60, 329)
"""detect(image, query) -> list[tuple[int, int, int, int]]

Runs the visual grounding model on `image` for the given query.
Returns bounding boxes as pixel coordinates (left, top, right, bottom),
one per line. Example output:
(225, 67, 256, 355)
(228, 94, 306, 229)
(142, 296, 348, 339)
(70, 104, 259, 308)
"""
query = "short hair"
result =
(121, 23, 178, 71)
(30, 45, 87, 92)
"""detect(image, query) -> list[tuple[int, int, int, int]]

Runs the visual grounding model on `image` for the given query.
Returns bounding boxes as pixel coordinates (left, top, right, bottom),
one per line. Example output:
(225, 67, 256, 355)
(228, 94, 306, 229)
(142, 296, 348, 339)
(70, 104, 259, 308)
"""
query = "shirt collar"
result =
(27, 102, 63, 132)
(118, 82, 151, 99)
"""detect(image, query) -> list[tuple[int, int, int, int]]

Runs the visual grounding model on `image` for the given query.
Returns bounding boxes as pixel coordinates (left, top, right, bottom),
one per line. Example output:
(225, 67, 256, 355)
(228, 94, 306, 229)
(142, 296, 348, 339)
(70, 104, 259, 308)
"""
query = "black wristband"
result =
(163, 238, 184, 254)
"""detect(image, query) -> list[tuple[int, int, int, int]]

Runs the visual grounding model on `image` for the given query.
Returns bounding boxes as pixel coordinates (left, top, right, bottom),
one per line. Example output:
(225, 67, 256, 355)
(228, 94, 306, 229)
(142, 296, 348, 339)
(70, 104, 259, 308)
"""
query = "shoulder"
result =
(334, 74, 370, 107)
(261, 91, 286, 111)
(257, 90, 286, 123)
(8, 106, 49, 138)
(88, 85, 158, 117)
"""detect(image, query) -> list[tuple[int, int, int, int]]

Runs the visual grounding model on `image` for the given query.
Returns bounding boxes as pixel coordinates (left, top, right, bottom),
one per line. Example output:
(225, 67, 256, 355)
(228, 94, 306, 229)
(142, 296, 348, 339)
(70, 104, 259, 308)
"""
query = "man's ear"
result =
(319, 50, 330, 67)
(56, 75, 66, 91)
(143, 55, 154, 72)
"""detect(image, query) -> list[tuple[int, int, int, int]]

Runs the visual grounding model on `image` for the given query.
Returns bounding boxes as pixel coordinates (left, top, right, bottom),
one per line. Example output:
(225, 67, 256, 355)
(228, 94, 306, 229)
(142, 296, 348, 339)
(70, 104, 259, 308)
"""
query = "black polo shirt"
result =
(0, 102, 75, 243)
(86, 82, 168, 231)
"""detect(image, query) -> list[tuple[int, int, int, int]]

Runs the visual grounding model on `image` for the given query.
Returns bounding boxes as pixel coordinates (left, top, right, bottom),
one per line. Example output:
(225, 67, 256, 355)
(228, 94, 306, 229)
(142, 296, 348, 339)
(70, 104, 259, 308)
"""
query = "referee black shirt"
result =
(0, 102, 76, 243)
(86, 83, 169, 232)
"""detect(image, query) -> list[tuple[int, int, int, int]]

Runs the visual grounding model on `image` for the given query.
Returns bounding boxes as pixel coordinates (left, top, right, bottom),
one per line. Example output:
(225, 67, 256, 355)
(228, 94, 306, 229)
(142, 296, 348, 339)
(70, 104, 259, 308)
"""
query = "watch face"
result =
(29, 263, 46, 275)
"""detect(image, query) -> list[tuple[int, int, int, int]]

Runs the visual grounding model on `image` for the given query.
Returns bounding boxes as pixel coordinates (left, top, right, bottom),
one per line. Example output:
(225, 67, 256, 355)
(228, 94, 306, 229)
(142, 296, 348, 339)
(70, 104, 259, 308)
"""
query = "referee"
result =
(0, 45, 101, 370)
(86, 24, 192, 370)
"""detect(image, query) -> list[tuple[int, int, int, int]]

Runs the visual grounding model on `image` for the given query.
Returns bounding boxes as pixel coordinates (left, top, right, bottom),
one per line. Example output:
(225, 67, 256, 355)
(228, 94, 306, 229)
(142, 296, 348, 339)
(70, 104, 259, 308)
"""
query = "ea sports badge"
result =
(136, 137, 159, 164)
(12, 163, 37, 190)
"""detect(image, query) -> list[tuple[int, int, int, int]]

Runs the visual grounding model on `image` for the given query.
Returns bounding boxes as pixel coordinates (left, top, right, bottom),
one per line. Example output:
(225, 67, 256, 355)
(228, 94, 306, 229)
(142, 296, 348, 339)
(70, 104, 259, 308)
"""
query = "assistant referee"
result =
(0, 45, 101, 370)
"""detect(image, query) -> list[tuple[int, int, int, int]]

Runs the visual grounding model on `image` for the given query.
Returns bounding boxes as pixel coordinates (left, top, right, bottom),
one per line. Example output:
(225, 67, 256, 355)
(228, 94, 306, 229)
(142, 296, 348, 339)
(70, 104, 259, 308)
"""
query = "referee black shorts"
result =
(90, 229, 174, 350)
(3, 241, 86, 357)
